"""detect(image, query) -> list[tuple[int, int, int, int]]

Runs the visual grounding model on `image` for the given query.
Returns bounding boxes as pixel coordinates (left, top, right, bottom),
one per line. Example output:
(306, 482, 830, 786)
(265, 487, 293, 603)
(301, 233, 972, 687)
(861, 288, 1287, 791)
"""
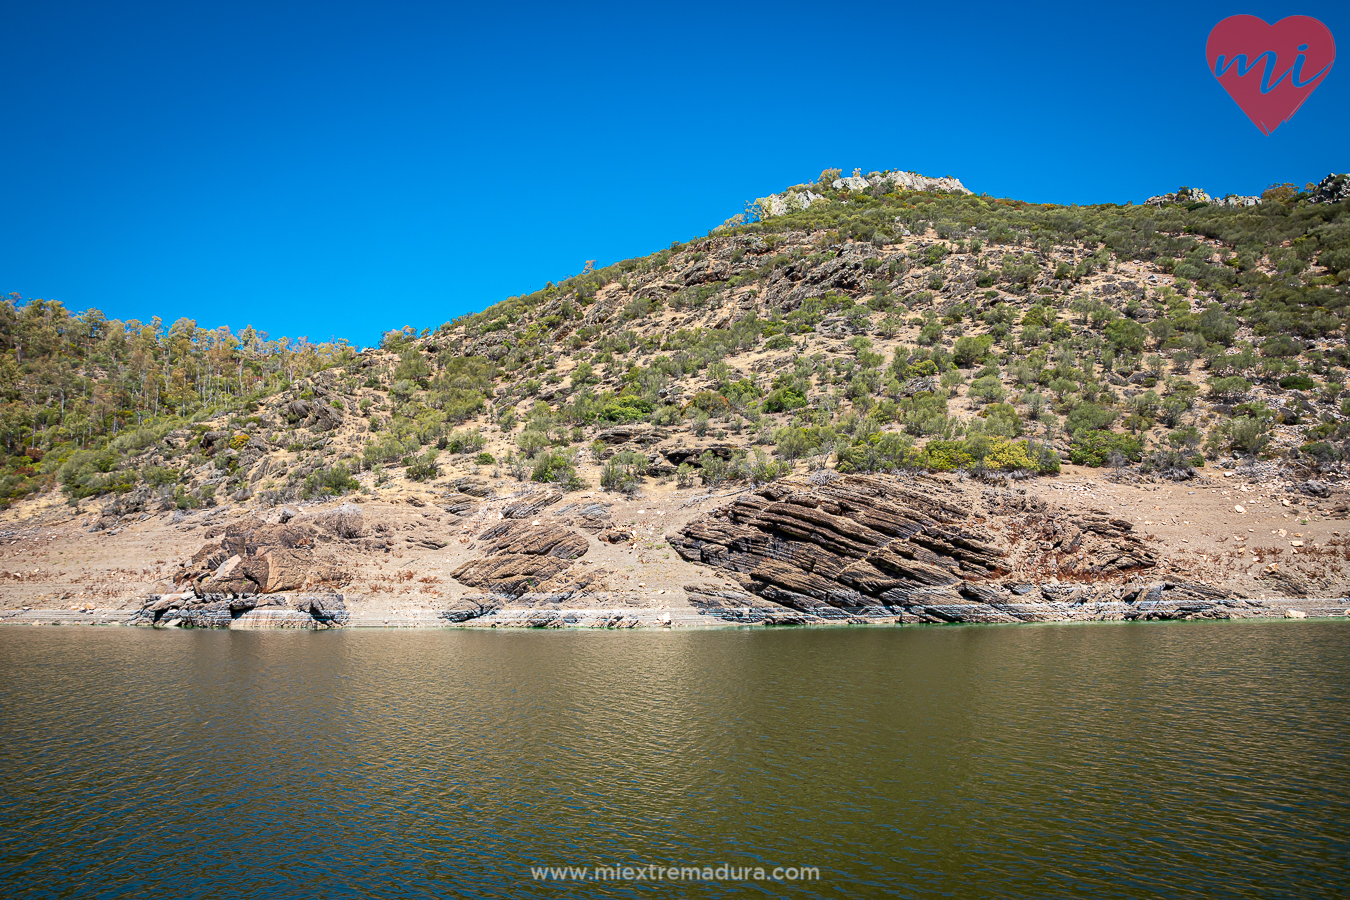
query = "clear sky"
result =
(2, 1, 1346, 348)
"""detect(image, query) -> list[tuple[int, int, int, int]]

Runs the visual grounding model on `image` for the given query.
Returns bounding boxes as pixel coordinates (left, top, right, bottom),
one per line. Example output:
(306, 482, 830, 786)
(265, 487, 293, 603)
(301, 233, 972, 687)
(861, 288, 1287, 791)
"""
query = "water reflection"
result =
(0, 622, 1347, 898)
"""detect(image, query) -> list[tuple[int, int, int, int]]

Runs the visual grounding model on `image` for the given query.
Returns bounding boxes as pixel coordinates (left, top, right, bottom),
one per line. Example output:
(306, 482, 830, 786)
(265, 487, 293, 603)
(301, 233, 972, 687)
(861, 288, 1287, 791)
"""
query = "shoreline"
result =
(5, 596, 1348, 630)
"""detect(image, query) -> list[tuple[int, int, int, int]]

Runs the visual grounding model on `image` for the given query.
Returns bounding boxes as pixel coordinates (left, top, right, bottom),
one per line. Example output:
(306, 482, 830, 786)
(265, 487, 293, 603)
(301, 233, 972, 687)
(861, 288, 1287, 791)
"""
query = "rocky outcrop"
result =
(284, 398, 343, 432)
(501, 490, 563, 519)
(753, 169, 970, 220)
(450, 520, 591, 599)
(835, 170, 970, 195)
(165, 506, 359, 600)
(1145, 187, 1259, 208)
(131, 591, 349, 628)
(669, 474, 1202, 624)
(595, 425, 658, 446)
(1309, 173, 1349, 204)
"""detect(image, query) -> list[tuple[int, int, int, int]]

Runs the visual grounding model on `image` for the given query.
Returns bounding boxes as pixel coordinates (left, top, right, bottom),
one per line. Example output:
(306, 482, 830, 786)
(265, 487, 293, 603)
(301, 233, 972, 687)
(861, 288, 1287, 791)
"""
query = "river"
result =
(1, 621, 1347, 898)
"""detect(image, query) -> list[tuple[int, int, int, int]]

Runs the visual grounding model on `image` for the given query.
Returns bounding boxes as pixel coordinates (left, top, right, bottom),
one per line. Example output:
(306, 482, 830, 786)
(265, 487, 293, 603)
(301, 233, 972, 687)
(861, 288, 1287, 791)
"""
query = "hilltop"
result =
(4, 168, 1350, 626)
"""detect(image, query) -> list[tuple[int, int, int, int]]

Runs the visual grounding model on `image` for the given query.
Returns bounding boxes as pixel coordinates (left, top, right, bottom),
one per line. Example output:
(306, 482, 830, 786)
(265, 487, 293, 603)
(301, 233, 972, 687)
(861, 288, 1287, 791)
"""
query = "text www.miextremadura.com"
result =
(530, 863, 821, 883)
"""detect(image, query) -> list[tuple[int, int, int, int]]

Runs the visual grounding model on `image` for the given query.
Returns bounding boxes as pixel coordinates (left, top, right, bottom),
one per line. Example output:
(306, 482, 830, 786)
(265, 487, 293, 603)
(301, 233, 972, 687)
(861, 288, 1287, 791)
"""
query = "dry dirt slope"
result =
(3, 466, 1349, 627)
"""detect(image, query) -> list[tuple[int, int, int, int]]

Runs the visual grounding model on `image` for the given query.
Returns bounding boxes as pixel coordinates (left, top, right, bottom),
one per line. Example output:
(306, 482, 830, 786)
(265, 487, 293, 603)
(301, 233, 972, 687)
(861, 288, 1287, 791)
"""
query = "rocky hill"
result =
(4, 167, 1350, 627)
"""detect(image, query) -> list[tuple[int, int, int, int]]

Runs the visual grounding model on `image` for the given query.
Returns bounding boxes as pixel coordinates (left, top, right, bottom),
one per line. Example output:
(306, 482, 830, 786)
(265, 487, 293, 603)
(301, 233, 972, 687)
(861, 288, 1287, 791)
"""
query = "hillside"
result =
(4, 168, 1350, 626)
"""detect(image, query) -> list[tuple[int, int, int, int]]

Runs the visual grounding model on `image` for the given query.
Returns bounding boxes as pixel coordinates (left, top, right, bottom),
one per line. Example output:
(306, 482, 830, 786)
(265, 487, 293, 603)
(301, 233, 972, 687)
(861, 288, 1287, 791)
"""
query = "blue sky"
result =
(2, 1, 1346, 348)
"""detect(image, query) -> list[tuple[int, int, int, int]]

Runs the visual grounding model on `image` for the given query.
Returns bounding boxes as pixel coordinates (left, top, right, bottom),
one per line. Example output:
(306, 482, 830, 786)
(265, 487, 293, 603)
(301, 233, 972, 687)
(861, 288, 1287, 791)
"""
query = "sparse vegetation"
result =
(6, 169, 1350, 508)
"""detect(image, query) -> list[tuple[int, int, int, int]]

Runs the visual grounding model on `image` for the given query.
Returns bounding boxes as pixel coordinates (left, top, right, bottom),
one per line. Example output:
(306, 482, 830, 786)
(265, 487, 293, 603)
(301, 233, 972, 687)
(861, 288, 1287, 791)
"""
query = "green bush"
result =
(445, 428, 486, 454)
(1065, 402, 1117, 434)
(1278, 374, 1315, 390)
(600, 451, 646, 494)
(58, 449, 131, 499)
(516, 430, 549, 458)
(1104, 318, 1147, 352)
(596, 395, 654, 424)
(968, 375, 1006, 406)
(953, 334, 994, 367)
(301, 464, 360, 498)
(1229, 416, 1271, 455)
(1068, 430, 1142, 467)
(761, 386, 808, 413)
(531, 450, 583, 489)
(1207, 376, 1252, 400)
(404, 449, 440, 482)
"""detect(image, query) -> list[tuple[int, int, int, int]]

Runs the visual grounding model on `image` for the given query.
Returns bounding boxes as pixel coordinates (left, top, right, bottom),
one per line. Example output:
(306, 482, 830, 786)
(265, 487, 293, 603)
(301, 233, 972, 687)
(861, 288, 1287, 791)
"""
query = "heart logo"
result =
(1206, 15, 1336, 134)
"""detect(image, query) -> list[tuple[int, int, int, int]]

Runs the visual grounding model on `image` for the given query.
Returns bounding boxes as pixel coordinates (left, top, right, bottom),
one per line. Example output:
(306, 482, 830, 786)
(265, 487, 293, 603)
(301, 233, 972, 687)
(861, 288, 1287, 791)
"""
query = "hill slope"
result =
(4, 168, 1350, 624)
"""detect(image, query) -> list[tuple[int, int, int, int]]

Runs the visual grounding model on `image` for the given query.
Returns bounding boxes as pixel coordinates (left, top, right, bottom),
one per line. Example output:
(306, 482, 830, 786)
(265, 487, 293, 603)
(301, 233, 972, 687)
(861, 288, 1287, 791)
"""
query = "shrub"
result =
(1139, 450, 1198, 480)
(1104, 318, 1147, 352)
(761, 386, 808, 413)
(1279, 374, 1315, 391)
(58, 450, 131, 499)
(687, 391, 732, 414)
(1229, 416, 1270, 455)
(953, 334, 994, 367)
(531, 450, 583, 489)
(968, 375, 1006, 406)
(746, 449, 791, 483)
(597, 395, 654, 424)
(301, 464, 360, 498)
(1207, 376, 1252, 400)
(516, 430, 549, 458)
(404, 449, 440, 482)
(697, 451, 751, 486)
(475, 452, 495, 466)
(1064, 402, 1117, 434)
(1069, 430, 1143, 467)
(774, 426, 814, 460)
(1197, 305, 1238, 345)
(1300, 441, 1343, 464)
(503, 452, 530, 480)
(601, 451, 646, 494)
(446, 428, 486, 454)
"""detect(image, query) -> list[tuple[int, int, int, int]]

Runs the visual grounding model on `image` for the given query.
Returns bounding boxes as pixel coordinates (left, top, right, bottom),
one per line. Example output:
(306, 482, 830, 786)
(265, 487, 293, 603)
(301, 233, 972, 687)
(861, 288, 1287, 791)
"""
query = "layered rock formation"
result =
(130, 504, 362, 627)
(669, 474, 1238, 624)
(442, 495, 614, 623)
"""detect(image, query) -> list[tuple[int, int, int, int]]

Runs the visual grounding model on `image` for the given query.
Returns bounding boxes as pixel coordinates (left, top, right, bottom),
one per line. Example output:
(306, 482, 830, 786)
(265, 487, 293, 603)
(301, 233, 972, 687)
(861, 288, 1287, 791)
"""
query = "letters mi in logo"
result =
(1207, 15, 1335, 134)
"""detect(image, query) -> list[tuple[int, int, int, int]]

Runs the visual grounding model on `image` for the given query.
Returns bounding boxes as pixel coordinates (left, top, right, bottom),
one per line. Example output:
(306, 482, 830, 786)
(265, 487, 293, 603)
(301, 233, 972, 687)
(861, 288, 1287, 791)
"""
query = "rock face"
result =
(501, 490, 563, 520)
(131, 591, 349, 628)
(669, 474, 1217, 624)
(130, 506, 362, 626)
(450, 520, 599, 602)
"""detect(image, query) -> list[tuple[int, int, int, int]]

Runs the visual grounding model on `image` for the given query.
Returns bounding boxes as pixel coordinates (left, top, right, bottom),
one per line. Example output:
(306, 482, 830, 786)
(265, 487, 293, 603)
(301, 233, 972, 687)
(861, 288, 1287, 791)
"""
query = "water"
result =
(1, 622, 1347, 898)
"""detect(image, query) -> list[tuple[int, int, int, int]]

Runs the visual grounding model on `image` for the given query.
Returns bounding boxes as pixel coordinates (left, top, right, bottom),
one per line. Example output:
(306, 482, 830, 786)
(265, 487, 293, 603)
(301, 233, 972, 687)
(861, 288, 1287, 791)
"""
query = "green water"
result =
(1, 621, 1347, 898)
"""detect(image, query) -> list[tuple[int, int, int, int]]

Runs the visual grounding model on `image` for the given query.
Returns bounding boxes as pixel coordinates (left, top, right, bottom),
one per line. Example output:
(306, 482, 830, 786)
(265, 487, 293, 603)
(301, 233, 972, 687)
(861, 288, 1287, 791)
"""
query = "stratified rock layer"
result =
(669, 474, 1206, 624)
(448, 516, 610, 610)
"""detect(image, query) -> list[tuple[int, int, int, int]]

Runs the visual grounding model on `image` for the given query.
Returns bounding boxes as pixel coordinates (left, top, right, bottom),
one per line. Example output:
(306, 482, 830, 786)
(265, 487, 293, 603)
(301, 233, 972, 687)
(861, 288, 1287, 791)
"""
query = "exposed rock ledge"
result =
(128, 592, 350, 628)
(669, 473, 1160, 620)
(40, 472, 1350, 629)
(680, 582, 1350, 625)
(666, 473, 1344, 625)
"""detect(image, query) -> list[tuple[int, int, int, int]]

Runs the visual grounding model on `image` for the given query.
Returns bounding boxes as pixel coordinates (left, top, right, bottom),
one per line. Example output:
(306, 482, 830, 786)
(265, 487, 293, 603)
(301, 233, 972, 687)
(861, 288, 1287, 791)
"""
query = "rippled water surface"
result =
(1, 622, 1348, 898)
